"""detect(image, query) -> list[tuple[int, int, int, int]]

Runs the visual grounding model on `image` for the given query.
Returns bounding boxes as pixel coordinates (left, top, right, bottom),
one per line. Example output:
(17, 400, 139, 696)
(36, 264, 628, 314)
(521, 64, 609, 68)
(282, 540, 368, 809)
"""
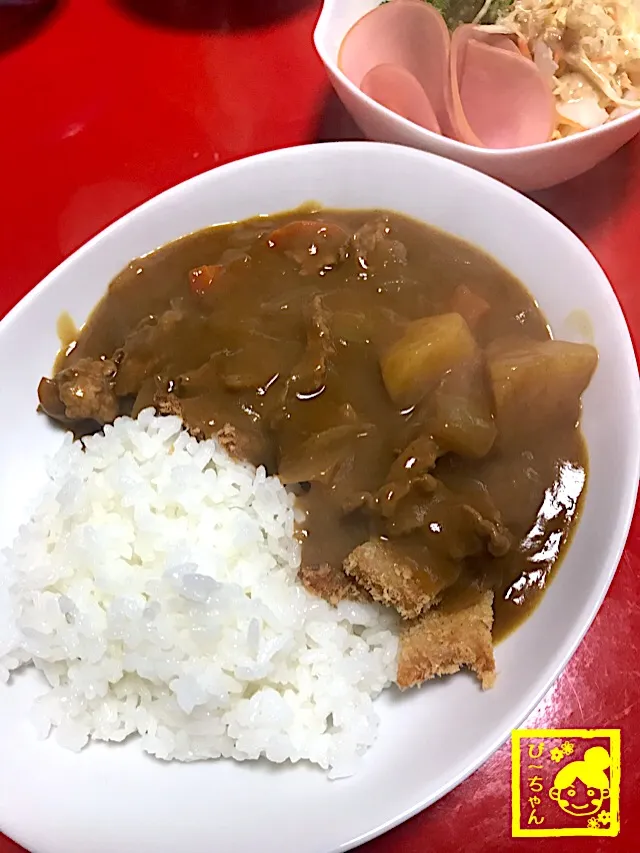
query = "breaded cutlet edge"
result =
(396, 590, 496, 690)
(298, 563, 372, 607)
(343, 541, 438, 620)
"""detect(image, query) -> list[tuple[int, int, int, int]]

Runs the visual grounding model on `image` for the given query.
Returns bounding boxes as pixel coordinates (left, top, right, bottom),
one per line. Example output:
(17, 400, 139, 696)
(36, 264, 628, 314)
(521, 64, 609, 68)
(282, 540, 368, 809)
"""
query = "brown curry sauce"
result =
(41, 208, 596, 642)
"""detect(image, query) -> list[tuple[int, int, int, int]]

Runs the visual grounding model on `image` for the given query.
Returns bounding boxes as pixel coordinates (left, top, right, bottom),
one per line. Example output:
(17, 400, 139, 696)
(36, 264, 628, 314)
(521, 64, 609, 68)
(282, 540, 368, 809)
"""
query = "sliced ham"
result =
(338, 0, 450, 134)
(448, 25, 555, 148)
(465, 30, 521, 56)
(360, 63, 441, 133)
(338, 3, 555, 149)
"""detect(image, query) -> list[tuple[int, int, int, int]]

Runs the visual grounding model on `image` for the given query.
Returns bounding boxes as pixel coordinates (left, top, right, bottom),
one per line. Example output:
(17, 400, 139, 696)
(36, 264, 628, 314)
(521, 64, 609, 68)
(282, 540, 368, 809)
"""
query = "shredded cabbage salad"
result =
(488, 0, 640, 136)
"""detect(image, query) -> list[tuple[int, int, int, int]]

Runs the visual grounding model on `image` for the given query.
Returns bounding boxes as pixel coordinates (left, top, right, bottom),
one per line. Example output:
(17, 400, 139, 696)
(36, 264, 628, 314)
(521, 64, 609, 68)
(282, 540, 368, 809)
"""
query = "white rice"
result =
(0, 409, 398, 777)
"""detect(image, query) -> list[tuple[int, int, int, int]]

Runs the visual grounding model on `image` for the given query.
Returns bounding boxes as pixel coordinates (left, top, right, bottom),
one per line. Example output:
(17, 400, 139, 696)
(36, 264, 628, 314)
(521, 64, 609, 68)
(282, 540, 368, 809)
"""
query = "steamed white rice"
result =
(0, 410, 398, 777)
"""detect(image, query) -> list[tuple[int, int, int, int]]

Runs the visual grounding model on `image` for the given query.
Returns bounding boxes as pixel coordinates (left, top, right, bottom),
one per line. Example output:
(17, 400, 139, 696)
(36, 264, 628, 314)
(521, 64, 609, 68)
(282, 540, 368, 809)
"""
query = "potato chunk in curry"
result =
(487, 339, 597, 442)
(381, 313, 478, 407)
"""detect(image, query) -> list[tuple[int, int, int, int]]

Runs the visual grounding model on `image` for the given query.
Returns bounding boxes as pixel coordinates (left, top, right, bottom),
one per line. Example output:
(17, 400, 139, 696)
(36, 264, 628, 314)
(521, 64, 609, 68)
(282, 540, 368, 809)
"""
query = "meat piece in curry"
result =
(38, 207, 597, 690)
(39, 357, 119, 424)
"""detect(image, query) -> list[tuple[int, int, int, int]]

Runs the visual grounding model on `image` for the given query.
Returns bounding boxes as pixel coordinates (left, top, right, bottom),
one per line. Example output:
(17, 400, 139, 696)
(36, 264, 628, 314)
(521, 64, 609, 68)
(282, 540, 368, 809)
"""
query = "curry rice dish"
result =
(38, 208, 597, 691)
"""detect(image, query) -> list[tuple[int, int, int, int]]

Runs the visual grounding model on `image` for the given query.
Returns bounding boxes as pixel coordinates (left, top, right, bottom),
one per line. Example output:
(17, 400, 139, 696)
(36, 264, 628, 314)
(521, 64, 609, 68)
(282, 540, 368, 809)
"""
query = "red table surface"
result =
(0, 2, 639, 851)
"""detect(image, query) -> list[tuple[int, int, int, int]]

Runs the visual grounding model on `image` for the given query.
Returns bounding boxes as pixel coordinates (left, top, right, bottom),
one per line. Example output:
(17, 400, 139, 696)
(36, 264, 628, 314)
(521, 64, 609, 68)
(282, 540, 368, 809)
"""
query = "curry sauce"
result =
(39, 208, 596, 644)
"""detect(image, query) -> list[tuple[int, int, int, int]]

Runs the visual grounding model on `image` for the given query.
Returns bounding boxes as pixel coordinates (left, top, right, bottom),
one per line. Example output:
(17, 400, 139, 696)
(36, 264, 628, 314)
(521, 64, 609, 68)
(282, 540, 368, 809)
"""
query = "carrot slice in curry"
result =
(451, 285, 490, 329)
(267, 220, 348, 249)
(267, 221, 350, 274)
(189, 264, 224, 296)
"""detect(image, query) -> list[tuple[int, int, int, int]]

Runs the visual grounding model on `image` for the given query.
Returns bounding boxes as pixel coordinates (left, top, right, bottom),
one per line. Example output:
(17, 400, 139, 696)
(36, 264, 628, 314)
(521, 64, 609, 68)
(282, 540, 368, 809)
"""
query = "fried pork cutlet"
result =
(343, 538, 457, 620)
(396, 590, 495, 689)
(298, 563, 372, 607)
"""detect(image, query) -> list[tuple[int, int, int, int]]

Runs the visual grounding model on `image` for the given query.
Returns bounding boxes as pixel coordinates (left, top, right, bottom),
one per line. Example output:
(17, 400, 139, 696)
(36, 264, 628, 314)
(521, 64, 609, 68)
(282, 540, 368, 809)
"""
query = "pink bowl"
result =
(314, 0, 640, 190)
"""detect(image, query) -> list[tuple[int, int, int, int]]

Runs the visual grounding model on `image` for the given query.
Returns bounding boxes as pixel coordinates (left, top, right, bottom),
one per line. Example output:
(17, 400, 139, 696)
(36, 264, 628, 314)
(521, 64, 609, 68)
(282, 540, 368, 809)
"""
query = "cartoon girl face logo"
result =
(549, 746, 611, 818)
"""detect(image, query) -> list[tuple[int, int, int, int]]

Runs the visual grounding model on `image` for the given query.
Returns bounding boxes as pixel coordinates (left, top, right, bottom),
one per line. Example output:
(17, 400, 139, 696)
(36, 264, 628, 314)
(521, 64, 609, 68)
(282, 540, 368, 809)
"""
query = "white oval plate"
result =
(1, 143, 638, 853)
